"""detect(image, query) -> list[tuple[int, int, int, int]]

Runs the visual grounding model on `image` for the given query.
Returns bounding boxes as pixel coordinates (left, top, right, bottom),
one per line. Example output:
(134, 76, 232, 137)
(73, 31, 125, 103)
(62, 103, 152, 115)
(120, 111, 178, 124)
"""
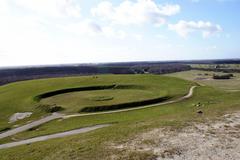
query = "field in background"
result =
(167, 70, 240, 91)
(191, 64, 240, 70)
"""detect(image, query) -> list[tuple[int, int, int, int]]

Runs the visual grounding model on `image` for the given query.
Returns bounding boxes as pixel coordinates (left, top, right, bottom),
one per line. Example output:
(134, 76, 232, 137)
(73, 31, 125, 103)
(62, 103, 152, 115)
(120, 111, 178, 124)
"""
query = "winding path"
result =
(64, 86, 196, 119)
(0, 124, 110, 149)
(0, 86, 197, 146)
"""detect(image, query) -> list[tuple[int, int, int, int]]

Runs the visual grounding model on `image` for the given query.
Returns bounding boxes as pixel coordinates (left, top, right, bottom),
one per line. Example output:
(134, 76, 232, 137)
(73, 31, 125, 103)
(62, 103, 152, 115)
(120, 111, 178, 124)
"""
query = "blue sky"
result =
(0, 0, 239, 67)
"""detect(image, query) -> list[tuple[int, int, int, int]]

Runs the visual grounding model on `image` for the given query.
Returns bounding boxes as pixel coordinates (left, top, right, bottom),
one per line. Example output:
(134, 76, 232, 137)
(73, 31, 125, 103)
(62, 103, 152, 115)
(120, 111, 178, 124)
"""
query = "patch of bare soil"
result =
(9, 112, 32, 123)
(113, 112, 240, 160)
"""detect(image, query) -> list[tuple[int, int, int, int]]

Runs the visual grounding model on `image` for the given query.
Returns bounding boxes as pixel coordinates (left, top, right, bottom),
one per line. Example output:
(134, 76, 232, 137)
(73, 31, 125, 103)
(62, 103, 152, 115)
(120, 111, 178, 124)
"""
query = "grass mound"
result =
(0, 74, 193, 130)
(89, 96, 114, 101)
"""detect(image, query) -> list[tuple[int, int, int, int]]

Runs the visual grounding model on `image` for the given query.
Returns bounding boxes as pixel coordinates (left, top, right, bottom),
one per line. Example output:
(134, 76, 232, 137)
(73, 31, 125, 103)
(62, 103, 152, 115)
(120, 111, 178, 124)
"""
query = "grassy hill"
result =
(0, 74, 193, 131)
(1, 85, 240, 159)
(0, 73, 240, 159)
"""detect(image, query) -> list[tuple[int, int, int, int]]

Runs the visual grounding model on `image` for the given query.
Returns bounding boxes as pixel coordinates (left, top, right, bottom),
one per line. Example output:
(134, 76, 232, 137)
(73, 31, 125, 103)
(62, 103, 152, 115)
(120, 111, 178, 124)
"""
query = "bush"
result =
(213, 74, 234, 79)
(37, 104, 64, 113)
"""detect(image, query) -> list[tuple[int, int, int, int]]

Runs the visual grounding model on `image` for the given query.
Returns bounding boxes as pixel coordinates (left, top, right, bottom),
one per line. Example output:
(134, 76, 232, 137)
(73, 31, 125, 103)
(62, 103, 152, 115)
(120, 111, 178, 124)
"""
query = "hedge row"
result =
(34, 84, 143, 101)
(79, 96, 171, 112)
(34, 85, 117, 101)
(36, 104, 65, 113)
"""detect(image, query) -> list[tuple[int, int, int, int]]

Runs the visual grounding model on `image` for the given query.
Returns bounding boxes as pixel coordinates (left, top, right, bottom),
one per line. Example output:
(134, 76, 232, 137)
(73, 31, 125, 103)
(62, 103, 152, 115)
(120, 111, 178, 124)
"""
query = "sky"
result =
(0, 0, 240, 67)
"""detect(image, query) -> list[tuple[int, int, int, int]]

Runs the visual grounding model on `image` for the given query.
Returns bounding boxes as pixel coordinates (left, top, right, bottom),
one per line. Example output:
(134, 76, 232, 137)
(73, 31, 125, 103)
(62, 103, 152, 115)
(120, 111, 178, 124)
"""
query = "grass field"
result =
(0, 74, 193, 131)
(0, 86, 240, 159)
(166, 70, 240, 91)
(0, 73, 240, 159)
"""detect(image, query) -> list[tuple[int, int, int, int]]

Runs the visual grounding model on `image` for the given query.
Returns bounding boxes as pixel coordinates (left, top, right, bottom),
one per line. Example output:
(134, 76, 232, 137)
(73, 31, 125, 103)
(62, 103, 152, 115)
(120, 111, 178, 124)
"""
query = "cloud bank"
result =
(91, 0, 180, 26)
(15, 0, 81, 17)
(168, 20, 222, 38)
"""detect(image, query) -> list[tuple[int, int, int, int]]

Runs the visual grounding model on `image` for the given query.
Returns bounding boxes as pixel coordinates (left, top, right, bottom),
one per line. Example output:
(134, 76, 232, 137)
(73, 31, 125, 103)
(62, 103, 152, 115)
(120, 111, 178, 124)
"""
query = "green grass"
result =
(0, 74, 193, 131)
(166, 70, 240, 91)
(4, 86, 240, 141)
(40, 85, 167, 113)
(0, 85, 239, 160)
(1, 73, 240, 159)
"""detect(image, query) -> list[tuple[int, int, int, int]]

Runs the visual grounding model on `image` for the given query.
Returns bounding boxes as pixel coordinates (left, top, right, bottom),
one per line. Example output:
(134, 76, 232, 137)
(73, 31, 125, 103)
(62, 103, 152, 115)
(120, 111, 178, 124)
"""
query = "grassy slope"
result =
(1, 72, 240, 159)
(0, 74, 192, 131)
(0, 85, 240, 159)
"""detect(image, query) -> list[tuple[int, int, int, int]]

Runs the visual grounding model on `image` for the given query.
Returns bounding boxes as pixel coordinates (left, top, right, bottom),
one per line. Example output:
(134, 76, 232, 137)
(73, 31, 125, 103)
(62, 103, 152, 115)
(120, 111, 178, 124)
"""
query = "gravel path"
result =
(0, 124, 110, 149)
(0, 113, 63, 139)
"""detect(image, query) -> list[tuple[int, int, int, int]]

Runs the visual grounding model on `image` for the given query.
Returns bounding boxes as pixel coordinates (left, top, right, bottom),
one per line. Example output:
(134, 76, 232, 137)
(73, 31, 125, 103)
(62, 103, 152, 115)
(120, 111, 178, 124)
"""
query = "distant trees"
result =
(193, 67, 240, 74)
(0, 64, 191, 86)
(131, 64, 191, 74)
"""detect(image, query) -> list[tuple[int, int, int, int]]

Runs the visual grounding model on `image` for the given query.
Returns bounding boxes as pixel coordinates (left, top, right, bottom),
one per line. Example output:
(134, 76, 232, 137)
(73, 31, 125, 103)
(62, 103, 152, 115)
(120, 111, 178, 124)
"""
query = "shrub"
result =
(0, 127, 11, 133)
(213, 74, 234, 79)
(37, 104, 64, 113)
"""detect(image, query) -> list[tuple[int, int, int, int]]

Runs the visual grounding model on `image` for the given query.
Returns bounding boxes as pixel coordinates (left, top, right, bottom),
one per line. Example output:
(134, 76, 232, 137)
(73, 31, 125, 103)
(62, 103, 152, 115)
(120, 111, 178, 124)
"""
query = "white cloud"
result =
(168, 20, 222, 38)
(91, 0, 180, 26)
(0, 0, 9, 14)
(58, 20, 102, 36)
(0, 0, 232, 67)
(133, 34, 143, 41)
(59, 20, 127, 39)
(15, 0, 81, 17)
(101, 27, 127, 39)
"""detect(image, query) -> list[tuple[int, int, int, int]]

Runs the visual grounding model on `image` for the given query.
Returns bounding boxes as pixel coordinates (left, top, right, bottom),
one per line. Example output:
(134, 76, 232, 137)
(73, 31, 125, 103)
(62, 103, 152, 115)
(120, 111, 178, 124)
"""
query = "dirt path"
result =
(113, 112, 240, 160)
(0, 86, 196, 140)
(0, 124, 110, 149)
